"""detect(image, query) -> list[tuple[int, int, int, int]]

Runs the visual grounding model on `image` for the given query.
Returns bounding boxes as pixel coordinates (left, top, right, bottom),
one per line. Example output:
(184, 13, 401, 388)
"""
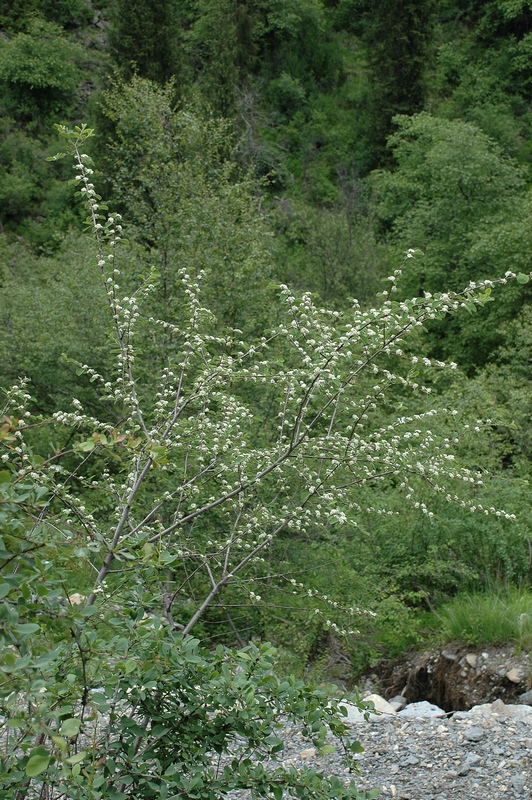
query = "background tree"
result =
(0, 18, 84, 122)
(108, 0, 181, 84)
(357, 0, 435, 166)
(369, 112, 529, 368)
(100, 76, 273, 338)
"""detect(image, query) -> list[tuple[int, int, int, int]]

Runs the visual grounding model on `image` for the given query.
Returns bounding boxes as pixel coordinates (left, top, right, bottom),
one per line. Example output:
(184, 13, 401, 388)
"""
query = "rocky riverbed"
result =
(277, 696, 532, 799)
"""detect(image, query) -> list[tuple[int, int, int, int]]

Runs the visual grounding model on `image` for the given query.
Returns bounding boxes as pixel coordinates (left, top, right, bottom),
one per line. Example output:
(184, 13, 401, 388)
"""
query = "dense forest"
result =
(2, 1, 532, 797)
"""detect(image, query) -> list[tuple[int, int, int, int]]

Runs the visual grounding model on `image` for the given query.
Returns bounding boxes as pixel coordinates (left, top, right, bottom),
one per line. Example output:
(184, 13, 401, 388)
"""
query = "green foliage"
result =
(267, 72, 308, 118)
(0, 18, 85, 121)
(189, 0, 242, 115)
(0, 6, 104, 247)
(183, 0, 343, 117)
(0, 461, 374, 797)
(254, 0, 343, 92)
(2, 0, 532, 726)
(438, 587, 532, 647)
(100, 76, 274, 337)
(0, 119, 83, 240)
(10, 123, 471, 798)
(0, 0, 93, 32)
(370, 112, 528, 367)
(355, 0, 435, 165)
(0, 234, 111, 410)
(272, 195, 386, 307)
(108, 0, 181, 85)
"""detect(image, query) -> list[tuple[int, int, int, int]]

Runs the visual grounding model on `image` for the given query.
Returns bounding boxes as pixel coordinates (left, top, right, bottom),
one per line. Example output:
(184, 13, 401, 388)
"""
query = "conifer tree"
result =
(108, 0, 180, 84)
(363, 0, 434, 166)
(192, 0, 256, 116)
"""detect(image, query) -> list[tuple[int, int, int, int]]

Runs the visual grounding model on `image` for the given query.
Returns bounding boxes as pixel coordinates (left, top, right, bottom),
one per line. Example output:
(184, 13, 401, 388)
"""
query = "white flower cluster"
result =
(9, 127, 521, 640)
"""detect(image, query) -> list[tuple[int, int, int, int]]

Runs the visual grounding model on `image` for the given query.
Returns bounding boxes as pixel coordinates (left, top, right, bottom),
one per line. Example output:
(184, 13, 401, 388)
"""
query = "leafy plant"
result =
(0, 18, 84, 121)
(0, 121, 526, 798)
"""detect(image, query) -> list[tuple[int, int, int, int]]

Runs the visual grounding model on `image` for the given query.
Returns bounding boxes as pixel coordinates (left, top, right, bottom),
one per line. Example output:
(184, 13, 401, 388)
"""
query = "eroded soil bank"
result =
(372, 644, 532, 711)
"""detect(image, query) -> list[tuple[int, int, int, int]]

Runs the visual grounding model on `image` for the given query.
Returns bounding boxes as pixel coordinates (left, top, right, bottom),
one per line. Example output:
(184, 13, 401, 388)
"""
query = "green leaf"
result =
(51, 735, 67, 752)
(0, 584, 12, 599)
(25, 753, 50, 777)
(7, 718, 25, 728)
(125, 658, 137, 674)
(264, 735, 284, 750)
(15, 623, 40, 635)
(0, 471, 11, 484)
(81, 605, 99, 617)
(65, 750, 86, 765)
(516, 272, 530, 284)
(76, 440, 95, 452)
(60, 718, 81, 737)
(3, 652, 16, 668)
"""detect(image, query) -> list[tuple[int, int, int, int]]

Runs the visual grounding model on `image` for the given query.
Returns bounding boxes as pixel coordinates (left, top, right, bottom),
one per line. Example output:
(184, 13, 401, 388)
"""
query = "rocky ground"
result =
(277, 697, 532, 799)
(263, 644, 532, 799)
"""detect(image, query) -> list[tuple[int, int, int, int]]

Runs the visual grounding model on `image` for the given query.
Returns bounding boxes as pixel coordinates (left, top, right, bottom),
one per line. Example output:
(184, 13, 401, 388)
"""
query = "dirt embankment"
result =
(373, 644, 532, 711)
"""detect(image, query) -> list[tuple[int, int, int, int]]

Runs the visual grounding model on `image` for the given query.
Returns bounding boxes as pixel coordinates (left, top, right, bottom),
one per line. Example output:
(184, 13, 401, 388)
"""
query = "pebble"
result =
(232, 697, 532, 799)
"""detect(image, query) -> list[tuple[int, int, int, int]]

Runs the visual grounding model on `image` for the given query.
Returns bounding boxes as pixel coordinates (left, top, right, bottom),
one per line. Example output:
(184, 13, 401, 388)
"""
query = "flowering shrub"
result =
(0, 124, 526, 798)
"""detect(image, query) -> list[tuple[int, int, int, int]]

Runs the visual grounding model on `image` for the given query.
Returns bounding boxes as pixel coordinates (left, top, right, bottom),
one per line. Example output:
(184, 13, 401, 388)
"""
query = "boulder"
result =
(339, 693, 396, 724)
(397, 701, 446, 719)
(363, 693, 397, 715)
(518, 689, 532, 705)
(455, 698, 532, 723)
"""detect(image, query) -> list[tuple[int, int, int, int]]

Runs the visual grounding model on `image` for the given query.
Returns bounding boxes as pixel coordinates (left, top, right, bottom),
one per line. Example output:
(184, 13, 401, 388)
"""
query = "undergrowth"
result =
(437, 586, 532, 649)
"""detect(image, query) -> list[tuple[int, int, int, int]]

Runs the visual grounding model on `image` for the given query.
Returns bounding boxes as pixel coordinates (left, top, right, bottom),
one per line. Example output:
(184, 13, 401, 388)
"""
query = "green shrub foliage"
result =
(0, 122, 527, 797)
(1, 3, 532, 777)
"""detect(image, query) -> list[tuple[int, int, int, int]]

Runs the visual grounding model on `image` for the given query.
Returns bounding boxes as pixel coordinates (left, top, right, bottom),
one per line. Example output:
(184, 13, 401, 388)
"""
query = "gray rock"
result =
(446, 769, 458, 778)
(338, 695, 395, 724)
(442, 649, 457, 661)
(451, 710, 472, 720)
(463, 726, 484, 742)
(518, 689, 532, 705)
(240, 693, 532, 800)
(458, 698, 532, 723)
(389, 695, 407, 712)
(505, 703, 532, 722)
(510, 774, 527, 792)
(397, 701, 446, 719)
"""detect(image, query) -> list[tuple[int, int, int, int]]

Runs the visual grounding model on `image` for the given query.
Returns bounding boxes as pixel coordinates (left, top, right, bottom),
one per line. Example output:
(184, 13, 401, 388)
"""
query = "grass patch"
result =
(438, 587, 532, 649)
